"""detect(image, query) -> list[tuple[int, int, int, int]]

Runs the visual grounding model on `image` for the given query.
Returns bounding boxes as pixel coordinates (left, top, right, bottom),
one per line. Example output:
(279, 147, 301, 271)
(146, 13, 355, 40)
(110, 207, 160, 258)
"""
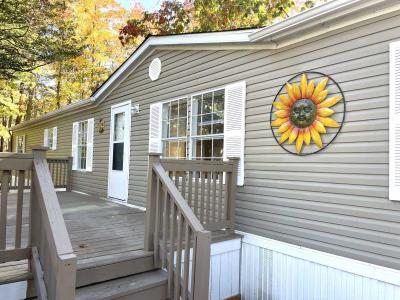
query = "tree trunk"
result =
(25, 85, 36, 121)
(56, 62, 63, 108)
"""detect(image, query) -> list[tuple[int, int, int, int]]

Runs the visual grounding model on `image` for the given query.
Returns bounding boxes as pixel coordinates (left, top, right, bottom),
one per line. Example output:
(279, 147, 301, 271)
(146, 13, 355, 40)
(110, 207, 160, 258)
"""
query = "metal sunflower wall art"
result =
(270, 72, 345, 155)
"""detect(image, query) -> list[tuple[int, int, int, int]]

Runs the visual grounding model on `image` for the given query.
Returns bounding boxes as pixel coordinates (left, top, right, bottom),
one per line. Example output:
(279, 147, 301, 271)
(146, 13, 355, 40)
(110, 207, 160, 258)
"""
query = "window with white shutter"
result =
(43, 128, 49, 147)
(52, 127, 57, 150)
(223, 81, 246, 186)
(86, 118, 94, 172)
(149, 103, 163, 153)
(72, 119, 94, 172)
(72, 122, 79, 170)
(390, 41, 400, 201)
(149, 81, 246, 186)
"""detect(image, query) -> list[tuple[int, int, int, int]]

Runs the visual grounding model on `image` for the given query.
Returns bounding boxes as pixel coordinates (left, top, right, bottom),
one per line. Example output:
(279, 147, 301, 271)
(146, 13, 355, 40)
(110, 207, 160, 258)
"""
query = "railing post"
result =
(193, 231, 211, 300)
(226, 157, 239, 236)
(66, 156, 73, 192)
(144, 153, 161, 251)
(29, 146, 48, 247)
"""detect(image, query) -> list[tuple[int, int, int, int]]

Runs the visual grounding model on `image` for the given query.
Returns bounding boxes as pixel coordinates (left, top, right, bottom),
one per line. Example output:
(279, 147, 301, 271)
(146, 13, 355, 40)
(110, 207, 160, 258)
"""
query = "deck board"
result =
(0, 191, 146, 283)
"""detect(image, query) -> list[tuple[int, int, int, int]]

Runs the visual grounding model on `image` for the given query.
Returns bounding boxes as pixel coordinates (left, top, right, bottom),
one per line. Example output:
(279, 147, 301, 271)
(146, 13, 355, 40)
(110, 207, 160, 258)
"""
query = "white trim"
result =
(389, 40, 400, 201)
(211, 238, 241, 256)
(107, 101, 131, 202)
(237, 230, 400, 286)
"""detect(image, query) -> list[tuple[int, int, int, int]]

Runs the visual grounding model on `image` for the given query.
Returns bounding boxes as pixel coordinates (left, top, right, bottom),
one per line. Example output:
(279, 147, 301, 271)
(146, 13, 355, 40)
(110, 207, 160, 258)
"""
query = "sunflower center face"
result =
(289, 99, 317, 128)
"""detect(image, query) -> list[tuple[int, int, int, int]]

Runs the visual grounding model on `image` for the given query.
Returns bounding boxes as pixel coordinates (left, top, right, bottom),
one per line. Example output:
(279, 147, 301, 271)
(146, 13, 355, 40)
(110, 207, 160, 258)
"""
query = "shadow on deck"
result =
(0, 191, 153, 289)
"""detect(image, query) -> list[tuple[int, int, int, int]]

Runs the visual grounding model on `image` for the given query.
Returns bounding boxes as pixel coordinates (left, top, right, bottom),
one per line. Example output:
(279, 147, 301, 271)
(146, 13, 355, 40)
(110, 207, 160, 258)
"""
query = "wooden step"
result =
(76, 250, 156, 287)
(75, 270, 168, 300)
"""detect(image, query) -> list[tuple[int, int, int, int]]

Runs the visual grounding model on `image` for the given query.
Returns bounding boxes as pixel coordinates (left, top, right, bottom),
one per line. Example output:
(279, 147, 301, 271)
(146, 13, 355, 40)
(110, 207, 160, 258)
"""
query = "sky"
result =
(116, 0, 162, 11)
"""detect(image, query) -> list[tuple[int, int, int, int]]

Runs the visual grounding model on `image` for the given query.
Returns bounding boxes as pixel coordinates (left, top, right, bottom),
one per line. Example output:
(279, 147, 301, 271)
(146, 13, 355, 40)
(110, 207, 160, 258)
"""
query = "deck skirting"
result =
(239, 232, 400, 300)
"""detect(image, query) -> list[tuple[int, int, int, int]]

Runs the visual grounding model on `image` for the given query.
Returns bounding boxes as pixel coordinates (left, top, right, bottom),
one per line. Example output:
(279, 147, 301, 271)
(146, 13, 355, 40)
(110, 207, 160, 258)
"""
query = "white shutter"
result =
(72, 122, 79, 170)
(390, 42, 400, 201)
(86, 118, 94, 172)
(148, 103, 163, 153)
(22, 135, 26, 153)
(52, 127, 57, 150)
(43, 128, 49, 147)
(223, 81, 246, 186)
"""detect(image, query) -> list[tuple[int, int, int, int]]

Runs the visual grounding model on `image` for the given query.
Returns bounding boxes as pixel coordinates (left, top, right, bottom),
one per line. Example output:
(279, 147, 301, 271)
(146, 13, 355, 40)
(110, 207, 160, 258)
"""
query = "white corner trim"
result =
(236, 231, 400, 286)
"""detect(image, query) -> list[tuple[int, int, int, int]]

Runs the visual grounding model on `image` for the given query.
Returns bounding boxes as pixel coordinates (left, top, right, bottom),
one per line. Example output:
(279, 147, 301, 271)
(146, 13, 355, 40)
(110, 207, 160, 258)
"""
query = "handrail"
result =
(31, 147, 77, 299)
(0, 147, 76, 299)
(145, 154, 211, 300)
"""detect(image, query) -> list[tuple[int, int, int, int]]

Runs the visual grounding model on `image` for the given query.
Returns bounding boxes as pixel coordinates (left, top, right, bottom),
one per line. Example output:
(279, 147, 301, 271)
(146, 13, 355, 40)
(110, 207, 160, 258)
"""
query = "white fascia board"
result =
(91, 30, 257, 101)
(249, 0, 388, 42)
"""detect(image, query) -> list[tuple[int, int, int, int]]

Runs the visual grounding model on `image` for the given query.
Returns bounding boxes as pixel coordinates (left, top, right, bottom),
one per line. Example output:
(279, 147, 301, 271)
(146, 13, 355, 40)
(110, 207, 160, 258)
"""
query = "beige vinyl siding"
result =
(13, 10, 400, 269)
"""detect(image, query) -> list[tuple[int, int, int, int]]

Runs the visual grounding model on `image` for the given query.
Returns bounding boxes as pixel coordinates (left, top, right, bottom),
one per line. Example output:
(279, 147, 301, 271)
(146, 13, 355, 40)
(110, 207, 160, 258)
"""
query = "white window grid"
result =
(160, 88, 225, 161)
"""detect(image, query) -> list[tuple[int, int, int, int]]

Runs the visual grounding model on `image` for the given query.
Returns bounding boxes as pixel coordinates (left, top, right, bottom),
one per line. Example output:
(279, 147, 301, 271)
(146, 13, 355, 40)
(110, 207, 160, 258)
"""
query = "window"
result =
(77, 121, 87, 170)
(161, 98, 188, 159)
(160, 90, 225, 160)
(44, 127, 57, 150)
(149, 81, 246, 186)
(191, 89, 224, 160)
(16, 135, 25, 153)
(72, 118, 94, 171)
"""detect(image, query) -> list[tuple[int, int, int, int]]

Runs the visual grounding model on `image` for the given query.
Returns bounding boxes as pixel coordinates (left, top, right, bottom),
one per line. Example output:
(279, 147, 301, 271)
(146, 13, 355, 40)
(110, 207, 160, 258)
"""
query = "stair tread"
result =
(75, 270, 168, 300)
(77, 249, 153, 269)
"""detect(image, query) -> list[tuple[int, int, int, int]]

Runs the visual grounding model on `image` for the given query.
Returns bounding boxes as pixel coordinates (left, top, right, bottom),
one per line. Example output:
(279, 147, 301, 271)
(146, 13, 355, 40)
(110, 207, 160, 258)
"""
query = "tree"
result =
(119, 0, 322, 44)
(0, 0, 82, 79)
(119, 0, 192, 46)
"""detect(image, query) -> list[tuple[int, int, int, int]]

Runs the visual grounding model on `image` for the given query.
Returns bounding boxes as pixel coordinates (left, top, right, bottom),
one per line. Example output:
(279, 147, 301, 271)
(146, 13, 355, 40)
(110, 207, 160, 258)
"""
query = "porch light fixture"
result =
(270, 72, 345, 155)
(97, 119, 105, 134)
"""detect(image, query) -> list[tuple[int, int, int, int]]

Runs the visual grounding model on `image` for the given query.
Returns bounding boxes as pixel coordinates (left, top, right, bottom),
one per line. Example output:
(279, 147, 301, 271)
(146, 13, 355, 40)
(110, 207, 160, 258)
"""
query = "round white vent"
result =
(149, 58, 162, 81)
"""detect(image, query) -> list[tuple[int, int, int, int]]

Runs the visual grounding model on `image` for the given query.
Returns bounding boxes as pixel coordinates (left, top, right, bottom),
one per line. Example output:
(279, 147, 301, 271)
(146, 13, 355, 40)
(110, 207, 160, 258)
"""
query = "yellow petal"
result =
(306, 80, 315, 98)
(300, 74, 307, 98)
(310, 127, 322, 148)
(278, 121, 291, 134)
(286, 83, 296, 101)
(303, 128, 311, 145)
(288, 128, 299, 144)
(279, 127, 293, 144)
(296, 131, 304, 154)
(312, 78, 329, 100)
(274, 110, 289, 118)
(315, 90, 328, 103)
(319, 117, 340, 128)
(273, 101, 287, 110)
(271, 117, 289, 127)
(292, 83, 301, 100)
(319, 95, 342, 108)
(279, 95, 292, 106)
(318, 108, 334, 117)
(313, 120, 326, 133)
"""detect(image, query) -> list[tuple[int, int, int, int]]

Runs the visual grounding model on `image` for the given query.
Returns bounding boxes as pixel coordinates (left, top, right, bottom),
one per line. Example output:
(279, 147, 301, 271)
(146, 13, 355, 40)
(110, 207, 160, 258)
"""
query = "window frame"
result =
(190, 88, 225, 161)
(16, 135, 25, 153)
(160, 96, 189, 160)
(76, 120, 88, 171)
(159, 86, 226, 161)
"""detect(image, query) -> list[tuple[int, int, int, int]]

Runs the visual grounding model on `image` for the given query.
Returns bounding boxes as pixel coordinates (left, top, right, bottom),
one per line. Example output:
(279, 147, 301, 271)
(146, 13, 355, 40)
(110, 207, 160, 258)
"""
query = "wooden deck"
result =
(0, 191, 150, 287)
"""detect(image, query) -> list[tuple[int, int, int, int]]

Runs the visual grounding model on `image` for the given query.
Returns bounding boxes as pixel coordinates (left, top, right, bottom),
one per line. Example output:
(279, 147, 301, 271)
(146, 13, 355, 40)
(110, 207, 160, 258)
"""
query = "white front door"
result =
(108, 102, 131, 201)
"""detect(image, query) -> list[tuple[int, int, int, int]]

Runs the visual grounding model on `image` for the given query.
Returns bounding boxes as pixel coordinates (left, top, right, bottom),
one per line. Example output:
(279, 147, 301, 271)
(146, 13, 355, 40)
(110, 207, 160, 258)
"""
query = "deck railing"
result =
(159, 156, 238, 235)
(0, 147, 76, 299)
(9, 156, 72, 191)
(145, 154, 238, 300)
